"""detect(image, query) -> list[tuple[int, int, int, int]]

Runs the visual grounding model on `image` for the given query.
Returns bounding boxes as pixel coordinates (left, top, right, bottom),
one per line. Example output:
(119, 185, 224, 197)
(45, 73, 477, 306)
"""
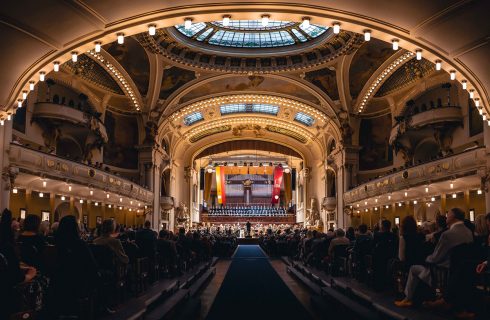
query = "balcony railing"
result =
(344, 147, 486, 203)
(9, 143, 153, 202)
(389, 106, 462, 144)
(33, 102, 108, 141)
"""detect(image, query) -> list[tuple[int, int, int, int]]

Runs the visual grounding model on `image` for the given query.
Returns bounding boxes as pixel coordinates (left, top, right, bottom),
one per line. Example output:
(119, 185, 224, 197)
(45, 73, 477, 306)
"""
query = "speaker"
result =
(199, 168, 205, 190)
(292, 168, 296, 191)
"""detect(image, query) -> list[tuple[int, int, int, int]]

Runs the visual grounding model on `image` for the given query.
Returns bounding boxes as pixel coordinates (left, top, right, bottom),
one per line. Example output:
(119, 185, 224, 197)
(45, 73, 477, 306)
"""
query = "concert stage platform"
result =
(201, 214, 296, 224)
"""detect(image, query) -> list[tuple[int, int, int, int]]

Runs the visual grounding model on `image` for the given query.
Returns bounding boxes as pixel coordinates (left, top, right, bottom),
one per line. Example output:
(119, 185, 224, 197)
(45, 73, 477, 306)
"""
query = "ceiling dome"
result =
(174, 20, 328, 49)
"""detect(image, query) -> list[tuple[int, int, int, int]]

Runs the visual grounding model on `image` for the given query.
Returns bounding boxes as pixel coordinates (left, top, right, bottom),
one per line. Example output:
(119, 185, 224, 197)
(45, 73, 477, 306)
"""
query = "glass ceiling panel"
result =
(175, 20, 328, 48)
(220, 103, 279, 115)
(175, 22, 206, 37)
(183, 112, 204, 125)
(294, 112, 315, 126)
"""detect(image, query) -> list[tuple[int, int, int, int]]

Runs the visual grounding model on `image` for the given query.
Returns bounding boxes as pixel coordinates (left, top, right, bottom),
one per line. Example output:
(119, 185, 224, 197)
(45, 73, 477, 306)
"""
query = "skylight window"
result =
(220, 103, 279, 115)
(294, 112, 315, 126)
(183, 112, 204, 125)
(174, 20, 329, 48)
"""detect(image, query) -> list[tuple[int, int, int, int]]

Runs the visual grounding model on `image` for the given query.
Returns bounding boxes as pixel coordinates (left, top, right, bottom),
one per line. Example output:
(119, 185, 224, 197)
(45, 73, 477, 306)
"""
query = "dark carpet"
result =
(206, 245, 312, 320)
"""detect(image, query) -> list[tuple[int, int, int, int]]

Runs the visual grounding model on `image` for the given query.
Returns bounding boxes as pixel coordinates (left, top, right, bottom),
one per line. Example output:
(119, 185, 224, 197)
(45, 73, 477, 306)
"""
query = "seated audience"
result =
(94, 219, 129, 264)
(0, 209, 37, 320)
(17, 214, 47, 270)
(49, 215, 100, 317)
(328, 228, 350, 257)
(398, 215, 426, 269)
(136, 220, 157, 260)
(372, 219, 397, 290)
(395, 208, 473, 309)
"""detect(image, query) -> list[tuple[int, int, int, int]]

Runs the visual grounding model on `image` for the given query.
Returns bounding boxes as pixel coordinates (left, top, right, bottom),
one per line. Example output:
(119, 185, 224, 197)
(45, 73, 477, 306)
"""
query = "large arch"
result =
(1, 1, 488, 124)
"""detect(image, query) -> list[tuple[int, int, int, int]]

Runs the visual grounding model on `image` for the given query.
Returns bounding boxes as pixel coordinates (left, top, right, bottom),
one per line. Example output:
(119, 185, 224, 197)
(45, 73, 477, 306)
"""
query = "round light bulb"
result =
(435, 60, 442, 71)
(117, 33, 124, 44)
(184, 18, 193, 30)
(95, 42, 101, 52)
(261, 15, 269, 27)
(148, 24, 156, 35)
(364, 30, 371, 41)
(416, 50, 422, 60)
(450, 70, 456, 80)
(333, 23, 340, 34)
(301, 17, 310, 28)
(71, 52, 78, 62)
(222, 16, 230, 27)
(39, 192, 44, 198)
(462, 80, 467, 90)
(392, 39, 399, 50)
(53, 62, 60, 72)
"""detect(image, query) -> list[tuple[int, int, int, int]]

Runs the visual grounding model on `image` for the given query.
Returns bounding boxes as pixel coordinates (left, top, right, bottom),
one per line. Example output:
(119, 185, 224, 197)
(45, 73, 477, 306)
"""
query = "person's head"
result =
(446, 208, 465, 226)
(0, 208, 14, 245)
(56, 215, 80, 246)
(23, 214, 41, 233)
(436, 214, 447, 230)
(335, 228, 345, 238)
(358, 224, 368, 234)
(400, 215, 417, 236)
(159, 230, 168, 239)
(475, 214, 489, 236)
(381, 219, 391, 232)
(347, 227, 355, 235)
(144, 220, 151, 229)
(101, 219, 116, 236)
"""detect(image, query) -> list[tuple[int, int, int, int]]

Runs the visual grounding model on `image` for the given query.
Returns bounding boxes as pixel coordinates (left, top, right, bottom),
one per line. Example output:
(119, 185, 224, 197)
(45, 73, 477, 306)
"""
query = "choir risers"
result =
(344, 147, 486, 203)
(9, 144, 153, 202)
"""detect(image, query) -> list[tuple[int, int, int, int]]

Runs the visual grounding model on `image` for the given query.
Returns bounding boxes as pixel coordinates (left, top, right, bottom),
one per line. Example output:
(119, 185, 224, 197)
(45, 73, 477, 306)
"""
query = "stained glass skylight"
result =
(183, 112, 204, 125)
(294, 112, 315, 126)
(175, 20, 329, 48)
(220, 103, 279, 115)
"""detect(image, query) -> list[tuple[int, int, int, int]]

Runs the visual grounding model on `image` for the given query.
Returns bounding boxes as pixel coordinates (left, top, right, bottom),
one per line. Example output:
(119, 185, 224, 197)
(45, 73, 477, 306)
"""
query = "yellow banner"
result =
(216, 166, 222, 204)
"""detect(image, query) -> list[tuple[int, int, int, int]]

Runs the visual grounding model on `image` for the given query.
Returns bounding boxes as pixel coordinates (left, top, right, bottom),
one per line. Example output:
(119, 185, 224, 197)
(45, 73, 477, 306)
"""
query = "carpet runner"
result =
(206, 245, 312, 320)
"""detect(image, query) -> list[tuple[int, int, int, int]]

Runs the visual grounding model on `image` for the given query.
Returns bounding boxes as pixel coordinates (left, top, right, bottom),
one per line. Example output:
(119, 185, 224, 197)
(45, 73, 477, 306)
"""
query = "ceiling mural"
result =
(304, 67, 339, 100)
(103, 110, 139, 169)
(349, 39, 394, 99)
(159, 66, 196, 100)
(180, 75, 320, 104)
(359, 113, 393, 171)
(104, 37, 150, 96)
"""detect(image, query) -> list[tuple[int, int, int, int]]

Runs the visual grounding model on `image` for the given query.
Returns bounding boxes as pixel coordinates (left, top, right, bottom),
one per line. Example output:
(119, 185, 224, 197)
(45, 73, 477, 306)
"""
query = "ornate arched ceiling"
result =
(1, 1, 488, 132)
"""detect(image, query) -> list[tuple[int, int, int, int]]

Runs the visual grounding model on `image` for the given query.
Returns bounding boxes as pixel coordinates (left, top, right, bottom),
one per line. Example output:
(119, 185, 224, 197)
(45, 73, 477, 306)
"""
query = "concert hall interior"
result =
(0, 1, 490, 320)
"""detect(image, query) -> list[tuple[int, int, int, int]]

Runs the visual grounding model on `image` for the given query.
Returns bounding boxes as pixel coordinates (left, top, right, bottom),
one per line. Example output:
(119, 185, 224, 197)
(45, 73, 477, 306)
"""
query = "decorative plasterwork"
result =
(266, 125, 308, 143)
(170, 94, 328, 124)
(354, 51, 415, 114)
(183, 117, 313, 142)
(189, 125, 231, 143)
(62, 55, 123, 95)
(86, 50, 144, 112)
(136, 30, 362, 73)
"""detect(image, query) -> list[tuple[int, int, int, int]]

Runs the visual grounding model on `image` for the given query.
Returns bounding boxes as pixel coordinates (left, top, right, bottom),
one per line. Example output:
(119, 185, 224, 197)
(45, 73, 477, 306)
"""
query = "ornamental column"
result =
(0, 119, 13, 212)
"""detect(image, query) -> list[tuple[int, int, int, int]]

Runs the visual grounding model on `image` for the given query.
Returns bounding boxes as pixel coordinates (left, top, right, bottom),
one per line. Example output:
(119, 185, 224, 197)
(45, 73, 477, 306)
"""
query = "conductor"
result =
(246, 221, 251, 237)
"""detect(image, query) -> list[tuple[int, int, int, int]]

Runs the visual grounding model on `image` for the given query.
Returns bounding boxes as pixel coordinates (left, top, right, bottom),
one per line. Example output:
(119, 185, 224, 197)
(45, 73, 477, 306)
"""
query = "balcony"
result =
(389, 106, 462, 144)
(9, 144, 152, 203)
(344, 147, 486, 204)
(160, 196, 175, 210)
(33, 102, 108, 141)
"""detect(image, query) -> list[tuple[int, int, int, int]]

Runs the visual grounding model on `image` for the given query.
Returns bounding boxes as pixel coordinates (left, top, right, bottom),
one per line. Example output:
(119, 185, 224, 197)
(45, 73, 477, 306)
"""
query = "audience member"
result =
(398, 215, 426, 269)
(395, 208, 473, 308)
(94, 219, 129, 264)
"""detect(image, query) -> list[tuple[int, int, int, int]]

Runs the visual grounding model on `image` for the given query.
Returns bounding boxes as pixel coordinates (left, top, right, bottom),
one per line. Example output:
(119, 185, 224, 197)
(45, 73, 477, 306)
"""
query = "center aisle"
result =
(205, 245, 313, 320)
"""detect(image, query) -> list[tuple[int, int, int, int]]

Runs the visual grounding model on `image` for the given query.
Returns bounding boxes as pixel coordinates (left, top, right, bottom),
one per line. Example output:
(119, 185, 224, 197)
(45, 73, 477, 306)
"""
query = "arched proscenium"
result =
(1, 3, 488, 127)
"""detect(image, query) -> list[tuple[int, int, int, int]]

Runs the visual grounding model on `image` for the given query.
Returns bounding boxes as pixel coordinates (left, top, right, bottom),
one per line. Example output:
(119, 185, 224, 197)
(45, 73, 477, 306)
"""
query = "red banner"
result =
(271, 166, 284, 204)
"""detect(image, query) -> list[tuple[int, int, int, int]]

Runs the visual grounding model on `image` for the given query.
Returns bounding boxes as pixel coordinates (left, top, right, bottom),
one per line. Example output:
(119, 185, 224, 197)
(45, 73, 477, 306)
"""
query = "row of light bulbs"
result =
(185, 117, 313, 139)
(2, 15, 486, 126)
(352, 187, 483, 210)
(171, 94, 327, 123)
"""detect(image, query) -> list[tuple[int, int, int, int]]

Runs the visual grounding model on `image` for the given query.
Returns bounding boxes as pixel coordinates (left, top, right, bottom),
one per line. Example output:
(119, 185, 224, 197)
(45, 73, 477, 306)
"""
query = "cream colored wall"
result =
(9, 191, 143, 228)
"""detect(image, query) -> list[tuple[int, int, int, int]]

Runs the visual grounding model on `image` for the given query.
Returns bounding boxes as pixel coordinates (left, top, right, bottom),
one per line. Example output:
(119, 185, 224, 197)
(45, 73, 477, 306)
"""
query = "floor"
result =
(198, 245, 317, 320)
